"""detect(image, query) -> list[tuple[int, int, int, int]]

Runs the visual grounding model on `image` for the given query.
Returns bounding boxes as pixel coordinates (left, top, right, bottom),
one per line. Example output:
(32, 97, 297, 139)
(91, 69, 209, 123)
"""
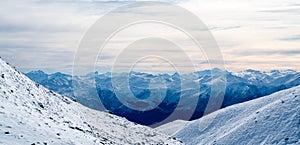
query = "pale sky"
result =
(0, 0, 299, 74)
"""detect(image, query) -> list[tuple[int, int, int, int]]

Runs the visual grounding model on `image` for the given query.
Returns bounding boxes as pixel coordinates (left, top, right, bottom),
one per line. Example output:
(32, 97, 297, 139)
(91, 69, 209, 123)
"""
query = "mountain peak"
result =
(50, 72, 70, 78)
(27, 70, 47, 75)
(245, 69, 261, 73)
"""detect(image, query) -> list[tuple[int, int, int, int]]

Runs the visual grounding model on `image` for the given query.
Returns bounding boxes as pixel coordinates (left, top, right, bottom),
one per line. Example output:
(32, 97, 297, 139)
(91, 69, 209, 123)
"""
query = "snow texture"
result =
(157, 85, 300, 145)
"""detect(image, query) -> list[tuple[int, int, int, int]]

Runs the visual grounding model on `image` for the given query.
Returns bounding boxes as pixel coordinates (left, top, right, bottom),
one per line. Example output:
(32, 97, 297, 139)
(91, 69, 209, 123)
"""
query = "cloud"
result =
(0, 0, 300, 73)
(232, 49, 300, 56)
(279, 35, 300, 41)
(1, 48, 74, 74)
(259, 8, 300, 13)
(209, 26, 241, 31)
(0, 24, 30, 33)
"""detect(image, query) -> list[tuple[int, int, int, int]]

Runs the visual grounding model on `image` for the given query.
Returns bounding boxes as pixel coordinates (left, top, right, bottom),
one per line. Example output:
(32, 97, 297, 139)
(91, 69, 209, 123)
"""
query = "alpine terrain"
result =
(0, 58, 182, 145)
(157, 85, 300, 145)
(26, 69, 300, 125)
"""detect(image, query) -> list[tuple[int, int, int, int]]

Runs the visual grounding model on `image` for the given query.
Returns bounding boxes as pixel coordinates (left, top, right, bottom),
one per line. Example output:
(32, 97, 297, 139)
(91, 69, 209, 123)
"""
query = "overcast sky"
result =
(0, 0, 300, 74)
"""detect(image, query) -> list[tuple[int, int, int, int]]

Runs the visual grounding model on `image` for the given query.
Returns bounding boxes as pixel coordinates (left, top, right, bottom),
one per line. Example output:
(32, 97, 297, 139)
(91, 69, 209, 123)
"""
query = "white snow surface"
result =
(0, 58, 183, 145)
(157, 85, 300, 145)
(155, 120, 189, 136)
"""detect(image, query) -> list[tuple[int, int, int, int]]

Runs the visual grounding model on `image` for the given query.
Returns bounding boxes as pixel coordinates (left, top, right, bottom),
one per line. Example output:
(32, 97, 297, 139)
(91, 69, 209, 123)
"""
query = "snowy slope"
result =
(0, 58, 183, 145)
(155, 120, 189, 136)
(157, 86, 300, 145)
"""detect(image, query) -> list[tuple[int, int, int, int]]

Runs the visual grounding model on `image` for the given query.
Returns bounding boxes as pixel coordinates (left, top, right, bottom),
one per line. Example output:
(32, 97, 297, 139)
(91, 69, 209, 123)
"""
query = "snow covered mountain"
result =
(234, 69, 300, 87)
(25, 69, 300, 126)
(0, 58, 182, 144)
(26, 70, 102, 111)
(157, 85, 300, 145)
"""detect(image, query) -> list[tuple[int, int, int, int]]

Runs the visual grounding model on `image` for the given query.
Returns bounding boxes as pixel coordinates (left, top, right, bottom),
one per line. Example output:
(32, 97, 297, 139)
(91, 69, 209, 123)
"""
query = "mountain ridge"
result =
(25, 69, 300, 126)
(157, 85, 300, 144)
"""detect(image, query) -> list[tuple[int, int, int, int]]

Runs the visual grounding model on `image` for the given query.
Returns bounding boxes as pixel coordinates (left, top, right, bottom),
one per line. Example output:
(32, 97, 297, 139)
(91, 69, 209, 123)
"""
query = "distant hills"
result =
(25, 69, 300, 126)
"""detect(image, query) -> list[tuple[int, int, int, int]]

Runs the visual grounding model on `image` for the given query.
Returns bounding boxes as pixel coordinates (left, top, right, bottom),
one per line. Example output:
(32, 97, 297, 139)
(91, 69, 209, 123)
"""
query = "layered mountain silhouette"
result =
(26, 69, 300, 125)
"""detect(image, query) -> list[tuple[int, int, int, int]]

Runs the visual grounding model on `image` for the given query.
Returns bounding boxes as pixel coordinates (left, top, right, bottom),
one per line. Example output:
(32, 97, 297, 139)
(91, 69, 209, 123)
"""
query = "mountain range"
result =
(25, 69, 300, 126)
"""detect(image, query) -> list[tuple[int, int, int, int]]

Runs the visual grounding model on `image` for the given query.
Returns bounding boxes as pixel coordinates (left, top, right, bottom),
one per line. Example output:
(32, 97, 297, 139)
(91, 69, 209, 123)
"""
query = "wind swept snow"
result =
(158, 85, 300, 145)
